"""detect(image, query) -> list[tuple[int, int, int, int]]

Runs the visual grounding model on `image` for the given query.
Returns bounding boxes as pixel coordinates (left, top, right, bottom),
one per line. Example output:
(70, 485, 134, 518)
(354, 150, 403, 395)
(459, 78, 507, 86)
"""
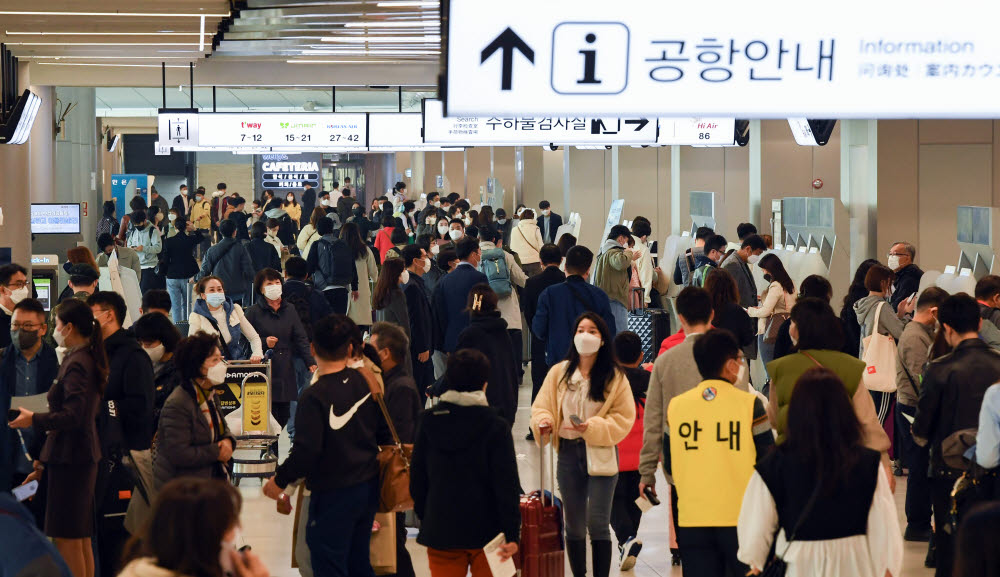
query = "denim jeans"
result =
(166, 278, 189, 323)
(758, 334, 776, 382)
(557, 439, 618, 541)
(307, 478, 379, 577)
(288, 357, 310, 441)
(609, 300, 629, 335)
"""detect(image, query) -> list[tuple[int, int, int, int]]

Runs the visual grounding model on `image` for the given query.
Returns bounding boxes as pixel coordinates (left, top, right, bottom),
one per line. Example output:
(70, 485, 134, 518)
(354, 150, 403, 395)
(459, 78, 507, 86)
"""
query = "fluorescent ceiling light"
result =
(0, 10, 229, 17)
(29, 55, 195, 59)
(344, 20, 437, 28)
(9, 42, 204, 46)
(321, 35, 440, 42)
(287, 59, 401, 64)
(37, 62, 189, 68)
(376, 1, 440, 6)
(199, 15, 205, 51)
(4, 31, 215, 35)
(300, 49, 439, 55)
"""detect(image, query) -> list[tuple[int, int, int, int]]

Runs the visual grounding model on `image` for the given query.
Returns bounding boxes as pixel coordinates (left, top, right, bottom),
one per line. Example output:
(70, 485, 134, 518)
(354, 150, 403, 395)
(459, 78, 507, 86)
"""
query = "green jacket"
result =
(767, 349, 864, 442)
(592, 239, 632, 307)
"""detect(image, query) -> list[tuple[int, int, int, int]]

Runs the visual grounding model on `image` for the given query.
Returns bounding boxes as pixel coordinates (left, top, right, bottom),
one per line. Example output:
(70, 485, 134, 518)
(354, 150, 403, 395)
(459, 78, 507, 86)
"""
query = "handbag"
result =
(586, 445, 619, 477)
(861, 301, 899, 392)
(763, 293, 792, 344)
(360, 368, 415, 513)
(760, 487, 821, 577)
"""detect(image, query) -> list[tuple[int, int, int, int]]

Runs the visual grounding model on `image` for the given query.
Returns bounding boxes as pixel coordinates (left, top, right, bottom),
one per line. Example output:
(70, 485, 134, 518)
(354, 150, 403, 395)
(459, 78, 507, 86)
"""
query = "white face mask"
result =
(347, 358, 365, 369)
(497, 218, 507, 225)
(423, 258, 432, 273)
(400, 270, 410, 285)
(321, 199, 330, 207)
(53, 325, 69, 348)
(9, 285, 29, 304)
(433, 201, 441, 208)
(431, 244, 440, 256)
(736, 362, 747, 386)
(574, 332, 602, 355)
(264, 284, 283, 301)
(168, 213, 178, 222)
(426, 216, 437, 225)
(449, 229, 464, 241)
(887, 255, 901, 271)
(463, 216, 473, 226)
(287, 196, 294, 202)
(438, 225, 450, 236)
(206, 293, 226, 308)
(219, 528, 242, 576)
(542, 209, 551, 217)
(144, 344, 165, 364)
(747, 253, 760, 265)
(206, 361, 228, 385)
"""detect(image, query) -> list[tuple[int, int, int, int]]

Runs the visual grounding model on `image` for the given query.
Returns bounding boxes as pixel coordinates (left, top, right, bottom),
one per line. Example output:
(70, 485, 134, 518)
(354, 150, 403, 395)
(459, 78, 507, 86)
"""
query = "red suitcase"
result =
(517, 438, 564, 577)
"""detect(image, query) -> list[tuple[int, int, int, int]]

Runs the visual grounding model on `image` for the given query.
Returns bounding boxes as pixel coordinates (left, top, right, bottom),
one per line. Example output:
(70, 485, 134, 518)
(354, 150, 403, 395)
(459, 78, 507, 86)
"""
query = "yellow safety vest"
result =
(667, 379, 757, 527)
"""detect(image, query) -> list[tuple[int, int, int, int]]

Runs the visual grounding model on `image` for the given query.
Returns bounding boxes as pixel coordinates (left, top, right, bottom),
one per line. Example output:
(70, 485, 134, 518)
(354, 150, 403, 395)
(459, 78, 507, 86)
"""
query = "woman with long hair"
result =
(703, 268, 755, 362)
(284, 191, 302, 230)
(120, 478, 269, 577)
(455, 284, 519, 424)
(737, 367, 902, 577)
(296, 206, 327, 260)
(954, 502, 1000, 577)
(840, 259, 881, 357)
(373, 257, 410, 337)
(9, 299, 108, 577)
(748, 253, 796, 378)
(530, 313, 636, 577)
(341, 222, 379, 332)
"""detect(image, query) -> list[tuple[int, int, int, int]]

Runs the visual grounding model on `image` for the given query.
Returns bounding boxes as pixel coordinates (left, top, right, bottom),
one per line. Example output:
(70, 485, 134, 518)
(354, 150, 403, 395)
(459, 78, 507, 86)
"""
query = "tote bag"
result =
(861, 301, 899, 392)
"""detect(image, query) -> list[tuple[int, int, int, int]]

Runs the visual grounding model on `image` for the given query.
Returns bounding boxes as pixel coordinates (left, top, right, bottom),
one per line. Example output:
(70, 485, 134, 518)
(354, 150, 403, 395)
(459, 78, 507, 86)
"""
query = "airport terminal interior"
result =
(2, 2, 1000, 577)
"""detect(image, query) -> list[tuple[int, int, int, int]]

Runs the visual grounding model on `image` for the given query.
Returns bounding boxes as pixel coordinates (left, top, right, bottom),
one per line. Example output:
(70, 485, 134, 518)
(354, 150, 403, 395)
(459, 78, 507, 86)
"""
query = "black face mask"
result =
(10, 328, 39, 351)
(763, 273, 773, 283)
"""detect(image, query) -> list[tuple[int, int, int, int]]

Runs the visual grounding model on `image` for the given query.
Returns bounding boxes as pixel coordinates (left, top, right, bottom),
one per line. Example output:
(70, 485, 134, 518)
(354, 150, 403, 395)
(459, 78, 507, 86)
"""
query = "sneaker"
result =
(670, 549, 682, 566)
(925, 534, 936, 568)
(904, 525, 932, 542)
(525, 431, 535, 441)
(619, 537, 642, 571)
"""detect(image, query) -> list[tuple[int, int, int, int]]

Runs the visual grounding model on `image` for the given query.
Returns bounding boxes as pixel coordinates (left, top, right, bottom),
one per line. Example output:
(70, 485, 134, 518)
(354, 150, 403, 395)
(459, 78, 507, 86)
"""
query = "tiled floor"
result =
(238, 376, 935, 577)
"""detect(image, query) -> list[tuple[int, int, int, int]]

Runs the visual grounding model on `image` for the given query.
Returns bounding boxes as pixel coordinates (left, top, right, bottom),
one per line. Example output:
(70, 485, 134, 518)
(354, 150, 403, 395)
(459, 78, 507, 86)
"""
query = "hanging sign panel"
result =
(422, 99, 655, 145)
(657, 118, 736, 145)
(198, 113, 367, 149)
(369, 113, 462, 150)
(444, 0, 1000, 118)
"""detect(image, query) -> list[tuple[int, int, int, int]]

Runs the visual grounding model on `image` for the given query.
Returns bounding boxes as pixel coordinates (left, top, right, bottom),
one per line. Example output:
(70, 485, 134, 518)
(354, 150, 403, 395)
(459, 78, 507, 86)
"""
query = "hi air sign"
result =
(443, 0, 1000, 118)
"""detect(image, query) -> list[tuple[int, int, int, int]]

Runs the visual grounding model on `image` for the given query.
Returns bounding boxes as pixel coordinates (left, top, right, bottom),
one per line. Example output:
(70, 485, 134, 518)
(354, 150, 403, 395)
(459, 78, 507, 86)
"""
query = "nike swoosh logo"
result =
(329, 393, 371, 430)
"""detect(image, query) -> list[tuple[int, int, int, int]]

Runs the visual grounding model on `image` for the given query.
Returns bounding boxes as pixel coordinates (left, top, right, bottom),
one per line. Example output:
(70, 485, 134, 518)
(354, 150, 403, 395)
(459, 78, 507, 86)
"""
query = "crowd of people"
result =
(2, 181, 999, 577)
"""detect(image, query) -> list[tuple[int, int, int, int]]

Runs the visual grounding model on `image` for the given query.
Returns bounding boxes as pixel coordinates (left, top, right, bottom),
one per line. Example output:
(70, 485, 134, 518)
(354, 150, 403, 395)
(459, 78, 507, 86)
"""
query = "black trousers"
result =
(675, 526, 746, 577)
(323, 287, 350, 315)
(932, 475, 957, 577)
(411, 356, 434, 405)
(509, 329, 523, 384)
(610, 470, 642, 545)
(530, 335, 549, 404)
(896, 403, 932, 530)
(388, 511, 416, 577)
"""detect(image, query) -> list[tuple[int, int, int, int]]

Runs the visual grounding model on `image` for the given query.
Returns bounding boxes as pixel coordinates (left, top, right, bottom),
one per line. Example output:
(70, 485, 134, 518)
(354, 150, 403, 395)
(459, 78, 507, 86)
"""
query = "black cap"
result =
(67, 263, 99, 284)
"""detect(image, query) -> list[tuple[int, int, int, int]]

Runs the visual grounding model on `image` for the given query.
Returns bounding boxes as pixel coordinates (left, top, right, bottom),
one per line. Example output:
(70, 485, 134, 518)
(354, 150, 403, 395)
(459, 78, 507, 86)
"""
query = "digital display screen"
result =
(32, 277, 51, 311)
(30, 204, 81, 234)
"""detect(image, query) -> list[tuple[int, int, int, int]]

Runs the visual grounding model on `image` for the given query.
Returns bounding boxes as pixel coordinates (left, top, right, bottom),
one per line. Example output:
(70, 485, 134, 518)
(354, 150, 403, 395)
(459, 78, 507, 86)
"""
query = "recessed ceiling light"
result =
(344, 20, 438, 28)
(301, 49, 439, 55)
(376, 1, 440, 6)
(321, 35, 440, 42)
(287, 59, 401, 64)
(5, 31, 213, 36)
(36, 62, 190, 68)
(0, 10, 228, 17)
(28, 55, 194, 59)
(9, 42, 205, 46)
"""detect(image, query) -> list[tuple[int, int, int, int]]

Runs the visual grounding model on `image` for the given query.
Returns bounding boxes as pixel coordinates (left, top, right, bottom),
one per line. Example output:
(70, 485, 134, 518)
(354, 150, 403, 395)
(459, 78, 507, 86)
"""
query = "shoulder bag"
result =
(203, 311, 252, 360)
(762, 291, 792, 344)
(360, 367, 414, 513)
(760, 486, 821, 577)
(861, 301, 899, 392)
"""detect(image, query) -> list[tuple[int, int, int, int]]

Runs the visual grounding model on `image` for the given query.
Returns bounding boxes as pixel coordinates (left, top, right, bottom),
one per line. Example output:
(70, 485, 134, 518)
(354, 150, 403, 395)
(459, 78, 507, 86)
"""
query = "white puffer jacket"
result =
(509, 220, 544, 265)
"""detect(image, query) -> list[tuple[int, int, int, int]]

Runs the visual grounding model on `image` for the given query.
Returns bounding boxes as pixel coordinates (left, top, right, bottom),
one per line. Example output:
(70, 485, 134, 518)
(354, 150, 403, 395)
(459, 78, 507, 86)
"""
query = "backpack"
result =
(691, 263, 713, 288)
(478, 247, 512, 297)
(284, 287, 316, 340)
(96, 216, 119, 243)
(313, 238, 353, 290)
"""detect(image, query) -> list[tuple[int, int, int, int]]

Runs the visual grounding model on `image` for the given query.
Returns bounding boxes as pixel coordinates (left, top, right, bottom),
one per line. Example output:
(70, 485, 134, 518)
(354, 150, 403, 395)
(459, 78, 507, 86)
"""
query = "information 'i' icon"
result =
(578, 33, 600, 85)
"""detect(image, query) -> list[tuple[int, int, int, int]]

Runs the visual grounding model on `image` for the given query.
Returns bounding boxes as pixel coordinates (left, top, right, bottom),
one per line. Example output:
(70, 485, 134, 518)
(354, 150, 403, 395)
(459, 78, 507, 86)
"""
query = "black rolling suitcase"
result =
(627, 288, 671, 363)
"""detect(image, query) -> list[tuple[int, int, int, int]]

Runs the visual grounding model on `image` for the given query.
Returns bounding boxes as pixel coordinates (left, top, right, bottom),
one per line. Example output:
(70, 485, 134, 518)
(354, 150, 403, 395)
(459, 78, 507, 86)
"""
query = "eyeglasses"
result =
(5, 281, 27, 289)
(887, 252, 908, 258)
(11, 322, 41, 331)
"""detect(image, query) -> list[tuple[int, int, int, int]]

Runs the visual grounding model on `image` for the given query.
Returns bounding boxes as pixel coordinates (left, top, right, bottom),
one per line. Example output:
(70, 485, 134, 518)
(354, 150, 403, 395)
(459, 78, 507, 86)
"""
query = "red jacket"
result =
(617, 366, 651, 471)
(374, 227, 395, 262)
(658, 329, 687, 357)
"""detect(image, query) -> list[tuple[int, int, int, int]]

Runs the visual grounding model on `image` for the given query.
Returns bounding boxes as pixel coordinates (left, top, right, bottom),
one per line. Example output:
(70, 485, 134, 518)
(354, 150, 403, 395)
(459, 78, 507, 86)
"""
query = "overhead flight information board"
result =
(198, 113, 367, 149)
(444, 0, 1000, 118)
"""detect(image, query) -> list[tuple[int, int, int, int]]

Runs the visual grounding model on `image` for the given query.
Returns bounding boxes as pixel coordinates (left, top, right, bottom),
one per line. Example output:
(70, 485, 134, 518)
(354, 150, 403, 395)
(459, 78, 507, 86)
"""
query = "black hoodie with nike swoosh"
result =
(274, 367, 392, 492)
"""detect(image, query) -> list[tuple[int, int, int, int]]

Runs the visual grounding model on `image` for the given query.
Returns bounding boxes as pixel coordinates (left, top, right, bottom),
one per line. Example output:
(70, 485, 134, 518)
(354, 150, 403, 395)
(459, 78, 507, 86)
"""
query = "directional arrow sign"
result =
(624, 119, 649, 131)
(480, 27, 535, 91)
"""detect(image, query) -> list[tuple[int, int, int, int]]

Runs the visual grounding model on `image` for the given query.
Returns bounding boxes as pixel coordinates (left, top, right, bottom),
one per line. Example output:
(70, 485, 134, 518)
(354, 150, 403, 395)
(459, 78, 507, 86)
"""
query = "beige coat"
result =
(509, 220, 544, 265)
(748, 280, 795, 334)
(297, 224, 321, 260)
(530, 360, 636, 450)
(348, 247, 379, 326)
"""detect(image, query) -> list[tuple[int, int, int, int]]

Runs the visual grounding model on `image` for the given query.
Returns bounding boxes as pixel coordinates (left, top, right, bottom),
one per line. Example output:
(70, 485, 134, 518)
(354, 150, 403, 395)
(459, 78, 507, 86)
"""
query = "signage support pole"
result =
(331, 86, 336, 112)
(749, 120, 762, 229)
(398, 86, 403, 113)
(161, 63, 166, 109)
(670, 146, 681, 236)
(189, 63, 194, 109)
(490, 146, 495, 179)
(610, 146, 620, 201)
(463, 149, 469, 197)
(563, 147, 571, 214)
(212, 86, 216, 112)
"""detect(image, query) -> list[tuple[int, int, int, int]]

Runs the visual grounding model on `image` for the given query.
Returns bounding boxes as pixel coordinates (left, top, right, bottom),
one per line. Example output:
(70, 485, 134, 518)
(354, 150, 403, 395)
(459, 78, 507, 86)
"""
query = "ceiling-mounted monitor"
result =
(788, 119, 837, 146)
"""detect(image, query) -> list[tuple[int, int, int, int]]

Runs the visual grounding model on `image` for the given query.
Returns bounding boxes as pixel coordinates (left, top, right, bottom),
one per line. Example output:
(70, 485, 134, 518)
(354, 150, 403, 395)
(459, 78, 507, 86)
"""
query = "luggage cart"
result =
(226, 361, 279, 486)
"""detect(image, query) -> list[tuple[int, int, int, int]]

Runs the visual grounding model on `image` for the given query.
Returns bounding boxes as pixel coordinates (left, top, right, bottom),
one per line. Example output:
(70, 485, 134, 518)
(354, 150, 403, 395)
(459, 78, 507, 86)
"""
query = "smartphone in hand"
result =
(569, 414, 584, 427)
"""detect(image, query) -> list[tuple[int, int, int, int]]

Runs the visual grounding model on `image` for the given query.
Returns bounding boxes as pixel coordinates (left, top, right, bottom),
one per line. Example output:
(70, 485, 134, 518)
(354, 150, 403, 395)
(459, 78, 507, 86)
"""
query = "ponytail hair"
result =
(55, 299, 109, 394)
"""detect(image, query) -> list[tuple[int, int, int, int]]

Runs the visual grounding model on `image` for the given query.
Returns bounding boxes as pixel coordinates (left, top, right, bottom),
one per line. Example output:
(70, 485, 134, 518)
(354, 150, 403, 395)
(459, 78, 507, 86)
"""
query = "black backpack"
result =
(284, 287, 316, 340)
(313, 238, 353, 289)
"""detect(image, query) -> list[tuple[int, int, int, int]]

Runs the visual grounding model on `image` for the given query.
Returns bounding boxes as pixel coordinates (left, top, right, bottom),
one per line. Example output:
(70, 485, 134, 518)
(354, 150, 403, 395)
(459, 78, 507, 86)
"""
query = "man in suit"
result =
(432, 237, 488, 355)
(402, 244, 435, 402)
(523, 244, 566, 437)
(533, 246, 617, 369)
(536, 200, 564, 244)
(720, 234, 767, 362)
(301, 182, 317, 221)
